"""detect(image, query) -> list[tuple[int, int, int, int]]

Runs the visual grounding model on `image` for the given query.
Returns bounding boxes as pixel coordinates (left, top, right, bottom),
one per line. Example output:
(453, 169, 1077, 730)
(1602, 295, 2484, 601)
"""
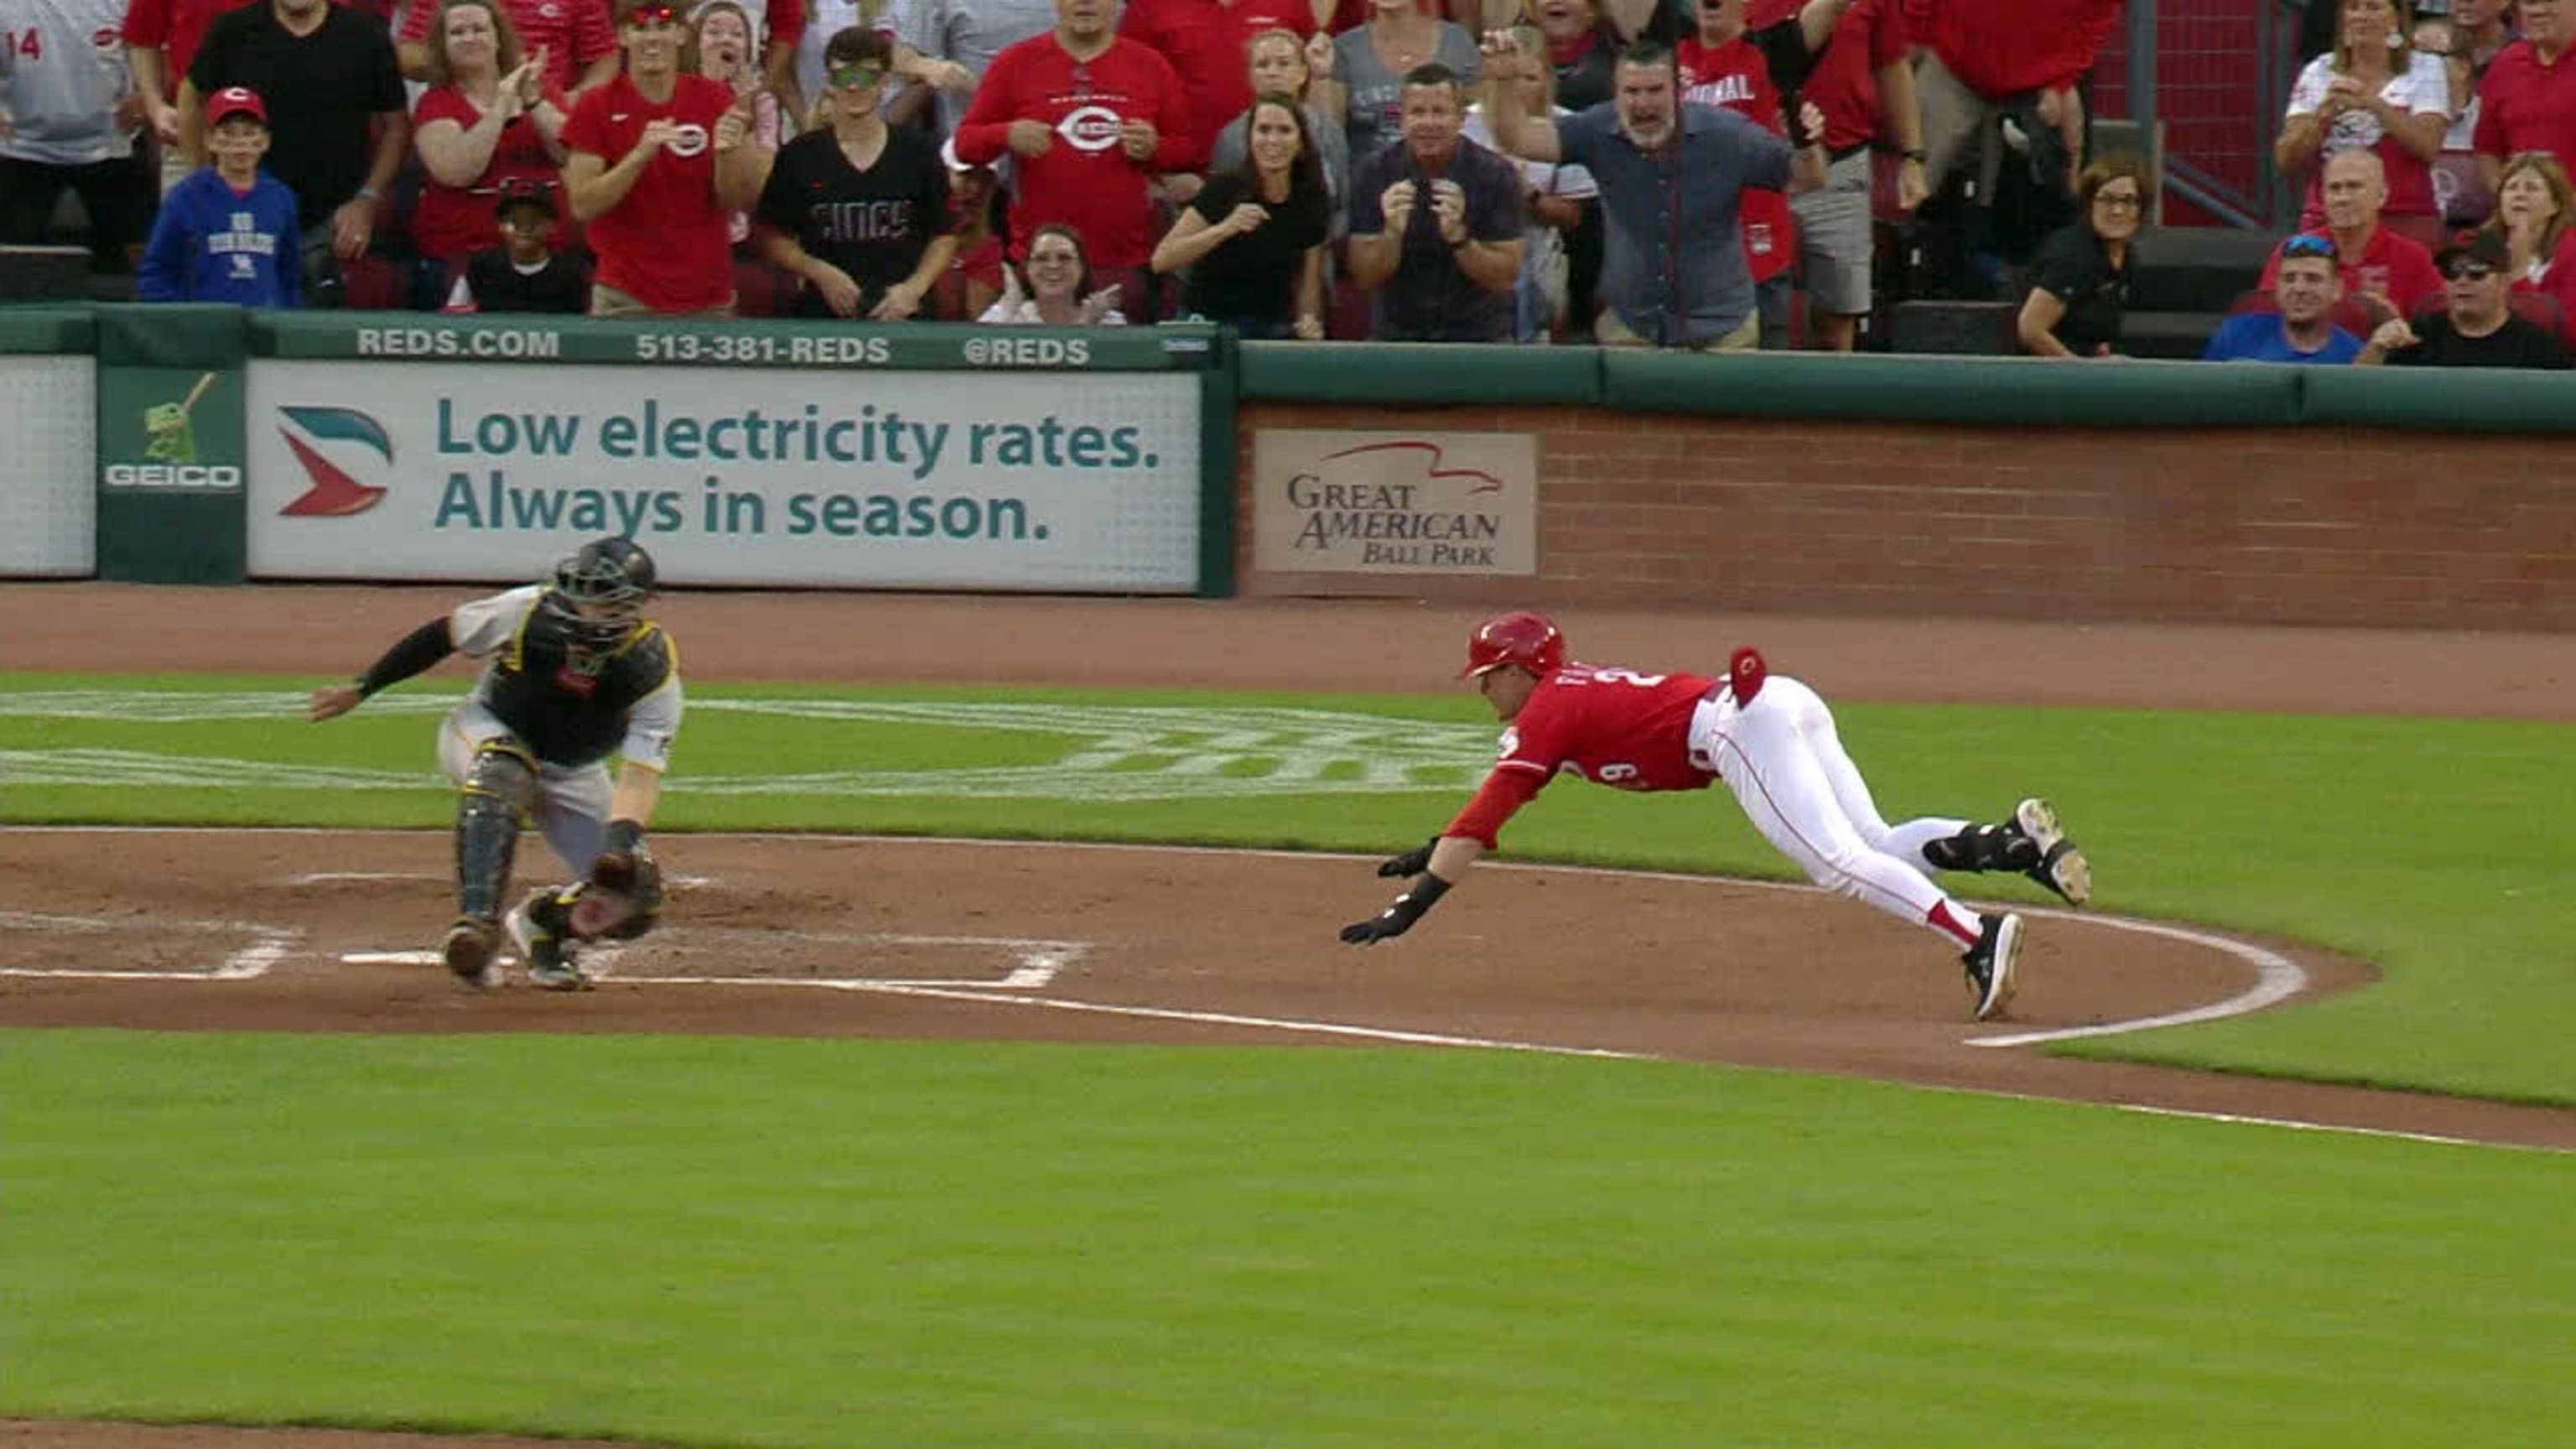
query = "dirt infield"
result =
(4, 584, 2573, 1447)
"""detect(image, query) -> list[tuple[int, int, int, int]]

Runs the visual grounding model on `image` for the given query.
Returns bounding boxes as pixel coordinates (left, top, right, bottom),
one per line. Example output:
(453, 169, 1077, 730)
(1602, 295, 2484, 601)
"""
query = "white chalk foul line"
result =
(0, 911, 297, 981)
(1966, 915, 2308, 1048)
(335, 932, 1078, 990)
(287, 870, 719, 888)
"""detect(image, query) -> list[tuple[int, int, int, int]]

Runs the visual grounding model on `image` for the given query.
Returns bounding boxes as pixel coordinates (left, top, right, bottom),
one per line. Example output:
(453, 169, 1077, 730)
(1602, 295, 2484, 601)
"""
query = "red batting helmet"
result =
(1461, 611, 1566, 678)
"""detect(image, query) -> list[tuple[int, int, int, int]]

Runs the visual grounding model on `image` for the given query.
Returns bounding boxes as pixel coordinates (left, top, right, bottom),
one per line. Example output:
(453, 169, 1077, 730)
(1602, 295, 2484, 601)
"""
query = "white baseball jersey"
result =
(0, 0, 136, 165)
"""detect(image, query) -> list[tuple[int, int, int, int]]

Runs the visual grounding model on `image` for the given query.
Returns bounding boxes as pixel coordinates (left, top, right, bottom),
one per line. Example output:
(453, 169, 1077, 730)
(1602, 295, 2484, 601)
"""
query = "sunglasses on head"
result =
(2282, 232, 2335, 259)
(626, 3, 681, 28)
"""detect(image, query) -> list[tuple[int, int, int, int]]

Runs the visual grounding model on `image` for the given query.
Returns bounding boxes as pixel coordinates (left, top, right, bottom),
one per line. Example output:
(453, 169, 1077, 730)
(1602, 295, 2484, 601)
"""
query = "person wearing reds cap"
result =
(136, 86, 302, 306)
(2359, 225, 2576, 366)
(1338, 611, 2094, 1025)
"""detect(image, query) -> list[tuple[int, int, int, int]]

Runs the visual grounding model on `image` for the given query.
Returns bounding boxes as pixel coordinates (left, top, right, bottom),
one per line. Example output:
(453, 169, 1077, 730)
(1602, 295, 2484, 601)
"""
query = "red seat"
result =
(340, 254, 403, 309)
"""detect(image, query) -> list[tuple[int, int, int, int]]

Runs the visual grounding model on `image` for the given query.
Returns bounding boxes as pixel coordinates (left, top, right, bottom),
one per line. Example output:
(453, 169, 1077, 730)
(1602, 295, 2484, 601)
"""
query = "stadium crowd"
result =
(0, 0, 2569, 364)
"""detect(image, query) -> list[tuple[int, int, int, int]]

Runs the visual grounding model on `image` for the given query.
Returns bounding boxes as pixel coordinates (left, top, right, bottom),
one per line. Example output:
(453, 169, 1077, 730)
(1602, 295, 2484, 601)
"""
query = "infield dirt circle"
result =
(4, 587, 2572, 1449)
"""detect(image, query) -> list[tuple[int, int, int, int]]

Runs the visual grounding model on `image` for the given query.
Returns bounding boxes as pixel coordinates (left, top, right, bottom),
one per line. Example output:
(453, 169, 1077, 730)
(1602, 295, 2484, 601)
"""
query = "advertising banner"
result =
(1250, 428, 1538, 575)
(0, 356, 96, 577)
(93, 302, 250, 584)
(243, 361, 1206, 590)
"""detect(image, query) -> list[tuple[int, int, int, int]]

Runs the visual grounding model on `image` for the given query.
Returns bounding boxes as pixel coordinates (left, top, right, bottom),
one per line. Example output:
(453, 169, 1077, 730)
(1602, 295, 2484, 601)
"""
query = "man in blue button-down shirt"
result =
(1479, 31, 1820, 350)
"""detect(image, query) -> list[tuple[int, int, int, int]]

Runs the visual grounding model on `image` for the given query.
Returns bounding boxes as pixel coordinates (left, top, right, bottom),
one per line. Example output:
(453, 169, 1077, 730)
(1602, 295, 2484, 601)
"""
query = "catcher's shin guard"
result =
(454, 742, 538, 922)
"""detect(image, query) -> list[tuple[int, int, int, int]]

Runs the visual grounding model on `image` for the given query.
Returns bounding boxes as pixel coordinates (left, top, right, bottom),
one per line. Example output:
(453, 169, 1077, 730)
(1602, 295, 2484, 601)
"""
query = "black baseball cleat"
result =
(1962, 911, 2023, 1021)
(2012, 797, 2091, 907)
(441, 915, 501, 990)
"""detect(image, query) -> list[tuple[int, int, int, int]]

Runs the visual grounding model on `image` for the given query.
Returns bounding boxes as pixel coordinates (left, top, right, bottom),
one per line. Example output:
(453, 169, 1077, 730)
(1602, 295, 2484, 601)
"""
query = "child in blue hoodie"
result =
(137, 86, 301, 308)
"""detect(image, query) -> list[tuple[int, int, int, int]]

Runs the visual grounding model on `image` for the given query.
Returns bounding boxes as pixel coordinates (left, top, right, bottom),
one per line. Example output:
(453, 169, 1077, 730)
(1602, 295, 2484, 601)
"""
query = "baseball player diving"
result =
(1341, 612, 2091, 1020)
(308, 537, 679, 991)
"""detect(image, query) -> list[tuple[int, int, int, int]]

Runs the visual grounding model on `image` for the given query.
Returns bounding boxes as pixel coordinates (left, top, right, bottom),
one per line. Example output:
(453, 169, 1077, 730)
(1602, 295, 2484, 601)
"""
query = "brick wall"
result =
(1238, 402, 2576, 630)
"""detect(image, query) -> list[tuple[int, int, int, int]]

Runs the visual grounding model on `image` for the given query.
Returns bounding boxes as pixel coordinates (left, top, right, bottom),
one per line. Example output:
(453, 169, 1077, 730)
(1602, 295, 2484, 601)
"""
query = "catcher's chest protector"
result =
(491, 611, 674, 767)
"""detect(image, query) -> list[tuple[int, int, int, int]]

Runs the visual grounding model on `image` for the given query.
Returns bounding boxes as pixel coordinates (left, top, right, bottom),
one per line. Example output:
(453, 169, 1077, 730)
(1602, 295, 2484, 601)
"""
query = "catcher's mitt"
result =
(578, 819, 662, 936)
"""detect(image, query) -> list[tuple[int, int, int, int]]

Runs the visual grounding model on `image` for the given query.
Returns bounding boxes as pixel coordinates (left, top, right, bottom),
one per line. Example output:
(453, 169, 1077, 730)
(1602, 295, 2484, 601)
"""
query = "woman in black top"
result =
(1150, 95, 1332, 340)
(2018, 156, 2148, 359)
(752, 27, 955, 320)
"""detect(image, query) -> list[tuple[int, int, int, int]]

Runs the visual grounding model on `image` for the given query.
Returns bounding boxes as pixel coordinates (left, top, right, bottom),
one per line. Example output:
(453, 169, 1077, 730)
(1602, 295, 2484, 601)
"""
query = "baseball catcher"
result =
(1341, 612, 2091, 1021)
(309, 537, 681, 991)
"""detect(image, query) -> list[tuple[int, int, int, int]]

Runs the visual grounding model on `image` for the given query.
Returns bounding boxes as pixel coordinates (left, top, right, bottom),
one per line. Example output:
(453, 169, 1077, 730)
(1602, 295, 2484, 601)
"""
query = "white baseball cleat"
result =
(2014, 797, 2091, 907)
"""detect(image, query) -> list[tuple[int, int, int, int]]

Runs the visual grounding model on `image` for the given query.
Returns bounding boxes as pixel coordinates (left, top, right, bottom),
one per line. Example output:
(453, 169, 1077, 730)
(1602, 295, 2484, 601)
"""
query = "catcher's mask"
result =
(544, 537, 657, 655)
(1461, 610, 1565, 679)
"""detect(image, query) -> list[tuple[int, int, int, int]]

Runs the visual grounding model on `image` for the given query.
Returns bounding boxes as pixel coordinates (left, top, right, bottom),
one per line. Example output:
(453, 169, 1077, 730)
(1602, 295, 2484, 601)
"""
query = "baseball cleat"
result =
(506, 891, 591, 992)
(2013, 797, 2091, 907)
(1962, 912, 2023, 1021)
(442, 916, 501, 990)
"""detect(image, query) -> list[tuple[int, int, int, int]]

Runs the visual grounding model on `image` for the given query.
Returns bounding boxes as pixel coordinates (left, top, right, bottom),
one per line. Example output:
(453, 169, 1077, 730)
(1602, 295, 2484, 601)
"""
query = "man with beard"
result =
(1481, 31, 1820, 350)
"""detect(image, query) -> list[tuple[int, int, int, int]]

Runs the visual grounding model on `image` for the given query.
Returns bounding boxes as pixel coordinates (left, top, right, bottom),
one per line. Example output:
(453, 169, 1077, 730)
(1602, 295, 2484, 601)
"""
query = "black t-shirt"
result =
(2389, 311, 2573, 369)
(1181, 169, 1330, 325)
(753, 127, 953, 319)
(2028, 222, 2131, 356)
(190, 4, 407, 232)
(460, 248, 589, 314)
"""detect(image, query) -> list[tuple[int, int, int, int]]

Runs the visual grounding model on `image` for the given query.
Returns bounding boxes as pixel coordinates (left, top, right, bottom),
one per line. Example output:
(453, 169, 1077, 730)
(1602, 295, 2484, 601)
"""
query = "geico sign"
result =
(105, 464, 246, 490)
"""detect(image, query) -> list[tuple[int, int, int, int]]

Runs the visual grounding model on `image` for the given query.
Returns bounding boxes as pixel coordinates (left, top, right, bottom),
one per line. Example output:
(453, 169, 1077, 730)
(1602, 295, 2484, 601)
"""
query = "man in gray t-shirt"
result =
(902, 0, 1058, 140)
(1480, 32, 1817, 349)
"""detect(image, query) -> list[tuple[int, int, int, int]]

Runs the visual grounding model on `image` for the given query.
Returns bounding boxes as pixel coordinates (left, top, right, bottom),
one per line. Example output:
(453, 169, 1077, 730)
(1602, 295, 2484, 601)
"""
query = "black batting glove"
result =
(1340, 873, 1452, 946)
(1376, 836, 1438, 879)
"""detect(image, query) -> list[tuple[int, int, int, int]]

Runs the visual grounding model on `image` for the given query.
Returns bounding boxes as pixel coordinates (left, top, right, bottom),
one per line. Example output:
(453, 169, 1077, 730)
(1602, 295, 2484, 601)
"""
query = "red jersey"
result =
(120, 0, 258, 98)
(2259, 224, 2444, 319)
(560, 72, 738, 312)
(2471, 40, 2576, 166)
(1795, 0, 1909, 153)
(400, 0, 615, 98)
(1119, 0, 1314, 173)
(1676, 34, 1794, 284)
(1912, 0, 2119, 101)
(1446, 663, 1721, 848)
(410, 86, 569, 261)
(953, 33, 1192, 268)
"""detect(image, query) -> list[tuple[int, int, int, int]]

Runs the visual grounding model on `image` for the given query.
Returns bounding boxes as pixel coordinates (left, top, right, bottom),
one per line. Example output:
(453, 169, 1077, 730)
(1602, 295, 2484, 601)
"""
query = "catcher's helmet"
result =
(545, 537, 657, 649)
(1461, 610, 1565, 678)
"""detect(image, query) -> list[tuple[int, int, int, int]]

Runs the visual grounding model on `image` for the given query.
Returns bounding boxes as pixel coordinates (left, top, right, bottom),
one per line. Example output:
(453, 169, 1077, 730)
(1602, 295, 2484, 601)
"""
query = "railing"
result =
(2096, 0, 2309, 230)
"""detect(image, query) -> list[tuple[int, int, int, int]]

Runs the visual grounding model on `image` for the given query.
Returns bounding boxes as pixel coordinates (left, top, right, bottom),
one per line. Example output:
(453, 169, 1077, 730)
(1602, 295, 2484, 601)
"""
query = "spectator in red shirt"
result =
(2474, 0, 2576, 191)
(1677, 0, 1799, 349)
(1909, 0, 2120, 200)
(1772, 0, 1920, 349)
(2258, 146, 2446, 320)
(1119, 0, 1316, 182)
(122, 0, 259, 192)
(411, 0, 569, 310)
(2489, 147, 2576, 337)
(561, 0, 770, 314)
(396, 0, 619, 102)
(690, 0, 784, 250)
(953, 0, 1192, 315)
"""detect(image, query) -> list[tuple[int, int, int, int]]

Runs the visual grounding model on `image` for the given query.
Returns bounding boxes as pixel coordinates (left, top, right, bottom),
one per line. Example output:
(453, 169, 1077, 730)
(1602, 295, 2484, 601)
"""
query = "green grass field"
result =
(4, 672, 2571, 1446)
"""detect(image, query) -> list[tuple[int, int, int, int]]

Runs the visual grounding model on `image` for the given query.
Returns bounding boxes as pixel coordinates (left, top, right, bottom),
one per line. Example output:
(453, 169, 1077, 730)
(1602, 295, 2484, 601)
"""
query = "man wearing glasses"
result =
(2359, 226, 2573, 366)
(754, 28, 959, 321)
(2202, 232, 2362, 363)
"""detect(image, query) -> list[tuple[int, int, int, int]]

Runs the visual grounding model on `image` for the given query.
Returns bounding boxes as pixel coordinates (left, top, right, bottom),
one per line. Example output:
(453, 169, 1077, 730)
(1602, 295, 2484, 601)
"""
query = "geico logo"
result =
(664, 122, 711, 158)
(1057, 105, 1122, 152)
(105, 464, 246, 489)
